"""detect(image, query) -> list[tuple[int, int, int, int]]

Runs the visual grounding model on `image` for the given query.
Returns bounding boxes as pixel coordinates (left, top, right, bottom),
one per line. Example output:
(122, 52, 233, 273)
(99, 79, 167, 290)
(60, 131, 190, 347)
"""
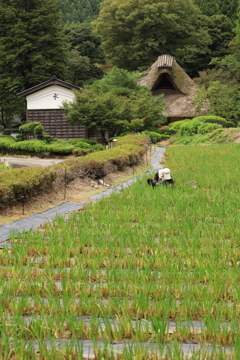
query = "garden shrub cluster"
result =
(169, 115, 234, 134)
(179, 120, 220, 136)
(193, 115, 235, 128)
(141, 131, 169, 144)
(0, 136, 16, 152)
(17, 122, 52, 142)
(169, 119, 192, 133)
(0, 135, 149, 208)
(169, 115, 237, 145)
(0, 136, 104, 157)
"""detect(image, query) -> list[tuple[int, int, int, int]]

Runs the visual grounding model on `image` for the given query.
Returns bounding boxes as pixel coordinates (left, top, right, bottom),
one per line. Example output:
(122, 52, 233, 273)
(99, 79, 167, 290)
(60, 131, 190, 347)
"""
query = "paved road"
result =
(0, 156, 63, 167)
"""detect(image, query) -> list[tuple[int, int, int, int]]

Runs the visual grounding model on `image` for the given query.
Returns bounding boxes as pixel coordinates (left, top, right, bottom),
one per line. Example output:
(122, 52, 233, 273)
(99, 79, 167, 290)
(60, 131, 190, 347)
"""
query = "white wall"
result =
(26, 85, 76, 110)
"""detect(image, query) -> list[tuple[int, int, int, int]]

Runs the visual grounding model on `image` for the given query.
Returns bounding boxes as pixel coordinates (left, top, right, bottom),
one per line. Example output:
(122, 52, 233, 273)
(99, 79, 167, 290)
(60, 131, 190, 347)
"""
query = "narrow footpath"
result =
(0, 147, 166, 243)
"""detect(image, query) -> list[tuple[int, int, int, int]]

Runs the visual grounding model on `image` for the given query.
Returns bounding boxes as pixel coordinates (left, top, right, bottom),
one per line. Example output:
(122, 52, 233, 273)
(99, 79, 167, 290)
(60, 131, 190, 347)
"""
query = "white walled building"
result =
(18, 76, 88, 139)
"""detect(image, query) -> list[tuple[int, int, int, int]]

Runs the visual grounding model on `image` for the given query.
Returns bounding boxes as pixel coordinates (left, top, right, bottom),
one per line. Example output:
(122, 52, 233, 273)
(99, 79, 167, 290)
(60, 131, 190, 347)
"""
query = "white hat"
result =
(163, 168, 171, 180)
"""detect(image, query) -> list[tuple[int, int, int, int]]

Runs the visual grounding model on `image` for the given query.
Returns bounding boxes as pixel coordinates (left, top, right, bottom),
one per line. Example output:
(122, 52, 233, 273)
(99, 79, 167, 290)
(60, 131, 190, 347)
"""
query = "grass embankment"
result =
(0, 143, 239, 359)
(164, 116, 239, 146)
(0, 135, 150, 211)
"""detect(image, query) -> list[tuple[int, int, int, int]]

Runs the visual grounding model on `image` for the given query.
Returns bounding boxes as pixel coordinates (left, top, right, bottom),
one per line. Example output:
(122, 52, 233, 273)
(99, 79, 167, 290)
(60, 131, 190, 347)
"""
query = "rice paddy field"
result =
(0, 143, 239, 359)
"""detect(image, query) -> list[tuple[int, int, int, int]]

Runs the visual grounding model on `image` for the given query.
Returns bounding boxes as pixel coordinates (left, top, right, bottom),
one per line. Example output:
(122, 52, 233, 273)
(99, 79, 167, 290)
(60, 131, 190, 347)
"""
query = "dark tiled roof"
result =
(17, 76, 80, 97)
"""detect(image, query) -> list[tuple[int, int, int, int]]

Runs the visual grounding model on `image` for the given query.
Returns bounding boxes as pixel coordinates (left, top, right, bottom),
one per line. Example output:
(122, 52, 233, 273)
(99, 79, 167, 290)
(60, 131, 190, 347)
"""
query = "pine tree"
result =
(0, 0, 67, 126)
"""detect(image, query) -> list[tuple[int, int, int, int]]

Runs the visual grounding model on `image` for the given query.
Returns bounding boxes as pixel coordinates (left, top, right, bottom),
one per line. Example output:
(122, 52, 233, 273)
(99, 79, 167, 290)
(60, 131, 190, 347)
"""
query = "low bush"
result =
(34, 125, 45, 139)
(193, 115, 234, 128)
(46, 143, 76, 155)
(8, 140, 48, 155)
(169, 119, 192, 133)
(0, 137, 104, 157)
(179, 121, 220, 137)
(66, 138, 95, 147)
(141, 131, 169, 143)
(19, 122, 41, 139)
(0, 136, 16, 153)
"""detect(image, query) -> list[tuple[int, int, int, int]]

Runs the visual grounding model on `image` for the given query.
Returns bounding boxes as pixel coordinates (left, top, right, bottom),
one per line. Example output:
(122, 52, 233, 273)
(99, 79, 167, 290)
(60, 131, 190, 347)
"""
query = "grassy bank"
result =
(0, 135, 150, 210)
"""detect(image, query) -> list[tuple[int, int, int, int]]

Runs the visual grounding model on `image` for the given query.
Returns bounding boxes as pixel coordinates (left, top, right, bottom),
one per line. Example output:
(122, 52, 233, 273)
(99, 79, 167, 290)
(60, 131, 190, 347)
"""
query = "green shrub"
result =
(179, 120, 220, 136)
(15, 133, 26, 142)
(79, 138, 96, 145)
(192, 115, 233, 128)
(141, 131, 169, 143)
(34, 125, 45, 139)
(0, 136, 16, 152)
(146, 127, 162, 134)
(65, 139, 92, 149)
(8, 140, 48, 154)
(169, 119, 192, 132)
(45, 141, 76, 155)
(43, 134, 53, 143)
(93, 144, 105, 151)
(19, 122, 41, 138)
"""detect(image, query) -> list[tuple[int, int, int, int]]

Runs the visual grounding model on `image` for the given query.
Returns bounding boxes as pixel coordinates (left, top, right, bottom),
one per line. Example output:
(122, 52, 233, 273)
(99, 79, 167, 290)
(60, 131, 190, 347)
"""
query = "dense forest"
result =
(58, 0, 238, 23)
(0, 0, 239, 128)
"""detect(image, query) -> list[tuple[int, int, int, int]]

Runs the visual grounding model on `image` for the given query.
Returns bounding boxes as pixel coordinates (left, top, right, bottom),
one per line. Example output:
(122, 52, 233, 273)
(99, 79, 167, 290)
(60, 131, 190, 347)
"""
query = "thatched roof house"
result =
(138, 55, 206, 122)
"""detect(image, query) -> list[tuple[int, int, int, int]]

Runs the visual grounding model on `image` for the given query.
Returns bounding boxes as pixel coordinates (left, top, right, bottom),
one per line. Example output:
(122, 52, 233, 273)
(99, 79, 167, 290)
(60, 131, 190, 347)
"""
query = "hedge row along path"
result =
(0, 147, 166, 243)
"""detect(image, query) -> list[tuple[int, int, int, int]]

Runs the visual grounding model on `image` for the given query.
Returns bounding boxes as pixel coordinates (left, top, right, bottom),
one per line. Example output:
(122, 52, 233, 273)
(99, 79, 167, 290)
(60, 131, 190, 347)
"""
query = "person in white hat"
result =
(154, 167, 175, 186)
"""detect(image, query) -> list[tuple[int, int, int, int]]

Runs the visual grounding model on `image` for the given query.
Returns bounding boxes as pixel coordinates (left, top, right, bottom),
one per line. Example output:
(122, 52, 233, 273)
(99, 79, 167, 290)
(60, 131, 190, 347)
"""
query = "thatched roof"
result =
(138, 55, 206, 119)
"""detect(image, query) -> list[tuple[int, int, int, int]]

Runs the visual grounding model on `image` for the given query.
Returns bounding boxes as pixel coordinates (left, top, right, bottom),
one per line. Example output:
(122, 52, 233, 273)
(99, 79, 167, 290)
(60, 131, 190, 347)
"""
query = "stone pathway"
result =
(0, 147, 166, 243)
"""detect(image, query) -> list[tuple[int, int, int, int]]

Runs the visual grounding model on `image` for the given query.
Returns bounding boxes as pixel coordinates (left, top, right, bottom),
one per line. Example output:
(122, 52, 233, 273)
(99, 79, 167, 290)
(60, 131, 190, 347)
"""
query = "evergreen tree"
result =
(193, 0, 238, 20)
(217, 0, 238, 20)
(64, 23, 105, 87)
(58, 0, 103, 23)
(0, 0, 66, 126)
(193, 0, 219, 17)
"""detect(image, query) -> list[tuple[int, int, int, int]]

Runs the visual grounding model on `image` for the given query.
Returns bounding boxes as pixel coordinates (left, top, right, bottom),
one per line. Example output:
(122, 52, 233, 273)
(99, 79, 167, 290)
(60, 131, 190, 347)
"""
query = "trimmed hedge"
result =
(0, 166, 57, 205)
(0, 137, 104, 157)
(141, 131, 169, 144)
(0, 136, 16, 152)
(0, 135, 150, 208)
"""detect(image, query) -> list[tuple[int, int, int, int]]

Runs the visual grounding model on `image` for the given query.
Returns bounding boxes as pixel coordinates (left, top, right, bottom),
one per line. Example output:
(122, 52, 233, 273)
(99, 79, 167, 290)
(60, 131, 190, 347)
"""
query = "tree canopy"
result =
(58, 0, 103, 23)
(64, 23, 105, 87)
(94, 0, 212, 74)
(193, 0, 238, 20)
(193, 6, 240, 124)
(0, 0, 66, 127)
(62, 67, 166, 138)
